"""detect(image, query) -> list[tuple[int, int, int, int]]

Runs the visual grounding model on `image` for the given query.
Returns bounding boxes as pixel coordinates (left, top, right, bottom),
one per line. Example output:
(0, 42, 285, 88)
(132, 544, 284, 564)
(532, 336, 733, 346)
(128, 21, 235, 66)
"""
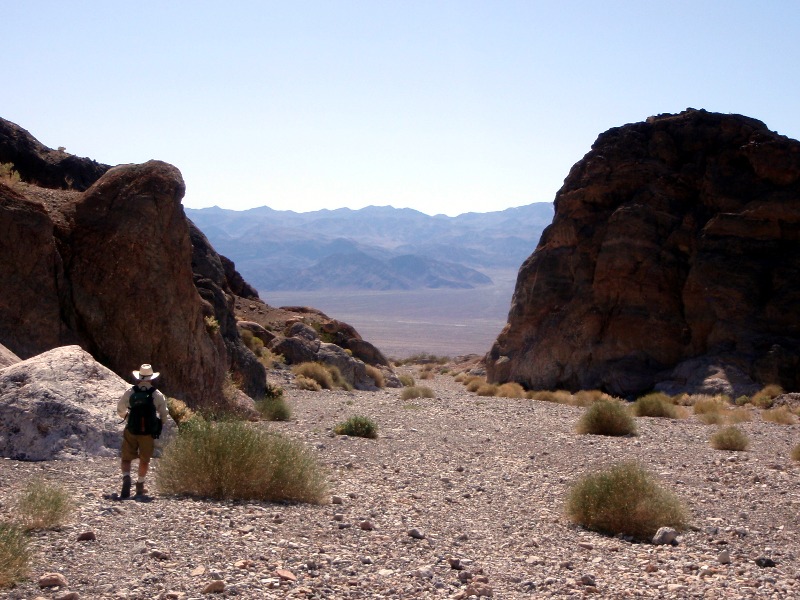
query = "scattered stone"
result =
(39, 573, 69, 588)
(190, 566, 206, 577)
(202, 580, 225, 594)
(465, 581, 493, 597)
(331, 495, 344, 504)
(580, 574, 596, 586)
(578, 542, 594, 550)
(76, 530, 96, 541)
(718, 550, 731, 564)
(652, 527, 678, 545)
(275, 569, 297, 582)
(359, 520, 375, 531)
(448, 557, 464, 570)
(150, 550, 170, 560)
(408, 527, 426, 539)
(755, 557, 777, 568)
(54, 593, 79, 600)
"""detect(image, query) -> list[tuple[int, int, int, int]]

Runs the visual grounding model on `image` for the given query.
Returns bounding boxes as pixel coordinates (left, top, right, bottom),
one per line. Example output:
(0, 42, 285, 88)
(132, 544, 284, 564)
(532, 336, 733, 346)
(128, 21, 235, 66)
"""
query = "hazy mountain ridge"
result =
(186, 203, 553, 291)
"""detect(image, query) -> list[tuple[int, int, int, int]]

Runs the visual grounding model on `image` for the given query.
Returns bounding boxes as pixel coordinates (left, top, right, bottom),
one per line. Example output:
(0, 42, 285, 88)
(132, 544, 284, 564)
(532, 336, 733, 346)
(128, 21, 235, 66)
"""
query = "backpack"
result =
(126, 386, 162, 438)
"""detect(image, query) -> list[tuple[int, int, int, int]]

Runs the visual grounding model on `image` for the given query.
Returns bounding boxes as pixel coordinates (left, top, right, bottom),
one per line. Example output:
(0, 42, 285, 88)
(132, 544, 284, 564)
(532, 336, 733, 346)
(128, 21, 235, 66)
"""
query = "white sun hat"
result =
(133, 364, 160, 381)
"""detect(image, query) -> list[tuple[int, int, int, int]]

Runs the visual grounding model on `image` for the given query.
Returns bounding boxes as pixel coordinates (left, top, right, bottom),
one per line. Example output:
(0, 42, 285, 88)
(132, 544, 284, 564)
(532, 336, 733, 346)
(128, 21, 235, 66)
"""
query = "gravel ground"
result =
(1, 369, 799, 599)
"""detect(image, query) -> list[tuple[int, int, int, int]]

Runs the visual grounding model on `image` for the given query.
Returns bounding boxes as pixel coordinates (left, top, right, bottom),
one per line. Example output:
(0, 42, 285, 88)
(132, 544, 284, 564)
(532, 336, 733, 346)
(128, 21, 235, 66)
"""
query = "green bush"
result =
(632, 393, 677, 418)
(577, 399, 637, 436)
(710, 426, 749, 451)
(333, 415, 378, 439)
(0, 523, 30, 588)
(15, 481, 73, 530)
(566, 462, 687, 540)
(156, 419, 326, 503)
(400, 386, 435, 400)
(257, 396, 291, 421)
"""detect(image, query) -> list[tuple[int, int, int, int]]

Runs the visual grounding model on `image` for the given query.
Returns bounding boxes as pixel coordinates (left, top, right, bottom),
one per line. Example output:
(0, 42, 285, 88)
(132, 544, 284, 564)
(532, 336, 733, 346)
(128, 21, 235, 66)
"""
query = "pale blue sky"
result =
(3, 1, 798, 216)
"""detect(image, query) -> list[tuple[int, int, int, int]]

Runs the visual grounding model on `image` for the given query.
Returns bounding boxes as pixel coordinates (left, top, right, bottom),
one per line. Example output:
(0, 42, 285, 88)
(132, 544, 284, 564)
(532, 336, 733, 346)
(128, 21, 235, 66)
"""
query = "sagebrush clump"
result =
(156, 419, 326, 503)
(257, 396, 291, 421)
(400, 386, 435, 400)
(761, 406, 796, 425)
(750, 384, 783, 409)
(496, 382, 526, 398)
(631, 393, 678, 418)
(15, 481, 73, 531)
(710, 426, 749, 451)
(333, 415, 378, 439)
(0, 523, 30, 588)
(566, 462, 688, 540)
(577, 399, 637, 436)
(792, 443, 800, 462)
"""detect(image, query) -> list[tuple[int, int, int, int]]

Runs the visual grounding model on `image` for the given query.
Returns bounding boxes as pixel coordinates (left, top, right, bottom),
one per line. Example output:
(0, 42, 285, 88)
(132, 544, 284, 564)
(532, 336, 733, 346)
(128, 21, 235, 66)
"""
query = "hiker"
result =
(117, 364, 168, 498)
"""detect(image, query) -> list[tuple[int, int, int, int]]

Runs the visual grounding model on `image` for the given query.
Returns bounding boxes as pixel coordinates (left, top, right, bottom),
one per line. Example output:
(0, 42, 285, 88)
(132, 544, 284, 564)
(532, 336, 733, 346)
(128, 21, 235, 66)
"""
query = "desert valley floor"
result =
(1, 370, 799, 599)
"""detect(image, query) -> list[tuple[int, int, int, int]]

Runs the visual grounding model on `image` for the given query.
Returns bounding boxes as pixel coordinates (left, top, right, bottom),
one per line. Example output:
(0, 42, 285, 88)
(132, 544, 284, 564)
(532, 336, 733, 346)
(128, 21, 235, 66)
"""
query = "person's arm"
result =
(117, 388, 132, 419)
(154, 390, 169, 423)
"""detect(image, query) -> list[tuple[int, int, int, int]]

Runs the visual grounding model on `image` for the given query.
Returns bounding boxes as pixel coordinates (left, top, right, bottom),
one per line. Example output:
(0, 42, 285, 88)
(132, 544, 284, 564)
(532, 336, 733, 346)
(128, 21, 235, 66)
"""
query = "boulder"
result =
(316, 342, 376, 391)
(0, 345, 127, 460)
(237, 321, 276, 345)
(488, 110, 800, 396)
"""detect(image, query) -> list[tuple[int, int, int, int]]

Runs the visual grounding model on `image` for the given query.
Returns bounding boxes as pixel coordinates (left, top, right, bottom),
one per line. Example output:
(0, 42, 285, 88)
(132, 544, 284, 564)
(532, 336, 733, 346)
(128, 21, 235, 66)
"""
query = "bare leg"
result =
(121, 460, 132, 474)
(138, 459, 150, 479)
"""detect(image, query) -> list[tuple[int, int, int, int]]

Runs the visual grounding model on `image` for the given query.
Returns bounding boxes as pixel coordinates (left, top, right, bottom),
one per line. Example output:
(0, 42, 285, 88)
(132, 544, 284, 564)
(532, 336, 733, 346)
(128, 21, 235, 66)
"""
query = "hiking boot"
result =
(135, 482, 146, 497)
(120, 475, 132, 499)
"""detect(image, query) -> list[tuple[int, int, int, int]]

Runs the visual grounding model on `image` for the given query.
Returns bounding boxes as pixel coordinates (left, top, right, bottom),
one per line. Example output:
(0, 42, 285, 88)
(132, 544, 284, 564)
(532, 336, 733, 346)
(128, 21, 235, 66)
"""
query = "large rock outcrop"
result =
(0, 118, 265, 408)
(488, 109, 800, 397)
(0, 118, 109, 190)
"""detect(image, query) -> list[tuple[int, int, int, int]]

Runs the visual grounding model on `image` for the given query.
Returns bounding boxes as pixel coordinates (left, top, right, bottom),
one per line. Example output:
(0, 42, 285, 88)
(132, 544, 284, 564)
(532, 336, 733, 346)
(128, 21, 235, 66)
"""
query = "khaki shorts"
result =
(121, 429, 155, 462)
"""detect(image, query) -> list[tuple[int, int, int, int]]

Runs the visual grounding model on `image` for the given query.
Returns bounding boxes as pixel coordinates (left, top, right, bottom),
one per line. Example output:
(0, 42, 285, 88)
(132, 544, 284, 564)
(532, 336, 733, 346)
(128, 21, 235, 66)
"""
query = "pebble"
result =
(39, 573, 69, 588)
(408, 527, 426, 539)
(202, 580, 225, 594)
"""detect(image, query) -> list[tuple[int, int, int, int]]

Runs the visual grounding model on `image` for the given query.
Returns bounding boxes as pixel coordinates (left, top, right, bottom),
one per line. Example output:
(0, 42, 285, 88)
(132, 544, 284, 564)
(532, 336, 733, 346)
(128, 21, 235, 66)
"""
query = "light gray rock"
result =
(652, 527, 678, 546)
(0, 345, 128, 460)
(316, 342, 375, 390)
(0, 342, 21, 368)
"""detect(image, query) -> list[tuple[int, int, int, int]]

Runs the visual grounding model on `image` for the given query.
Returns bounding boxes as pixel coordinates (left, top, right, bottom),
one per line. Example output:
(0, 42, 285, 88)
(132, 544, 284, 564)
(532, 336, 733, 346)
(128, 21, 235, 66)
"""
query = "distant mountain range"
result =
(186, 204, 554, 291)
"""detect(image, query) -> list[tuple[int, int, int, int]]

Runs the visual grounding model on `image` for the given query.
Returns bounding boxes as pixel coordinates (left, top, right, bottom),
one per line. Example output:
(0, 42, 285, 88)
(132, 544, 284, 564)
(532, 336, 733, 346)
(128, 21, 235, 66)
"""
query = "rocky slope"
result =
(488, 109, 800, 397)
(1, 372, 798, 599)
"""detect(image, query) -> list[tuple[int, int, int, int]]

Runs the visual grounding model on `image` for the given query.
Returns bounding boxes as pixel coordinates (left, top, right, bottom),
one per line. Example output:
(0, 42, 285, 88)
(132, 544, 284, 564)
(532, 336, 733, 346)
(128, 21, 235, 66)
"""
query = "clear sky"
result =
(3, 1, 799, 216)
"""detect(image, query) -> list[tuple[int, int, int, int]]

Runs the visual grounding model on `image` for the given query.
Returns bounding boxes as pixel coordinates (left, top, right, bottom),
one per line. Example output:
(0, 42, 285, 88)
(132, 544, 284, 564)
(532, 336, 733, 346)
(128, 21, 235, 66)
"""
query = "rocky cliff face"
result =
(488, 109, 800, 397)
(0, 118, 265, 408)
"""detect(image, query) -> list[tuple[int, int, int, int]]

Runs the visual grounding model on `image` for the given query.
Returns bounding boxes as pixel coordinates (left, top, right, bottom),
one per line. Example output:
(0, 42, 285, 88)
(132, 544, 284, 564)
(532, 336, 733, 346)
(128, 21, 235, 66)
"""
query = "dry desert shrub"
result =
(710, 426, 749, 451)
(398, 374, 415, 387)
(365, 365, 385, 388)
(750, 384, 784, 409)
(565, 462, 687, 540)
(792, 444, 800, 462)
(400, 386, 435, 400)
(476, 383, 498, 397)
(157, 419, 326, 503)
(496, 382, 526, 398)
(292, 362, 349, 390)
(0, 523, 30, 588)
(528, 390, 573, 404)
(693, 395, 729, 417)
(761, 406, 796, 425)
(453, 373, 467, 383)
(466, 377, 486, 392)
(295, 375, 321, 391)
(14, 481, 73, 531)
(333, 415, 378, 439)
(727, 407, 754, 424)
(571, 390, 612, 406)
(167, 397, 196, 426)
(577, 399, 637, 436)
(631, 393, 678, 418)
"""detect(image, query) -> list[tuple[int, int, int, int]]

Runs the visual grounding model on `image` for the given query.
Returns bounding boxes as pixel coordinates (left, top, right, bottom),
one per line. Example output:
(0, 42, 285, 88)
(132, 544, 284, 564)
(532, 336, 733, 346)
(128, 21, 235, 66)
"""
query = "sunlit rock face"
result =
(488, 109, 800, 397)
